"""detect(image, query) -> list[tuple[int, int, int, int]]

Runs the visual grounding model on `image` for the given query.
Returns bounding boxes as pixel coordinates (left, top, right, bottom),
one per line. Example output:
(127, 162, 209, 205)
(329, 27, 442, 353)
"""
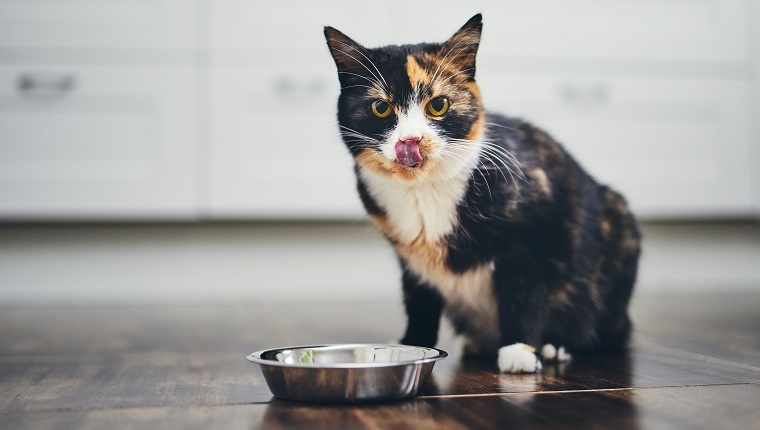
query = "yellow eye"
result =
(371, 100, 392, 118)
(426, 96, 449, 116)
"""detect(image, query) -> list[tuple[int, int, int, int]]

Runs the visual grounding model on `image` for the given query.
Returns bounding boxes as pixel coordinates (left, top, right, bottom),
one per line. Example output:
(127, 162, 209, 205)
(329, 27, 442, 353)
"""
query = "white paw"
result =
(498, 343, 542, 373)
(541, 343, 572, 362)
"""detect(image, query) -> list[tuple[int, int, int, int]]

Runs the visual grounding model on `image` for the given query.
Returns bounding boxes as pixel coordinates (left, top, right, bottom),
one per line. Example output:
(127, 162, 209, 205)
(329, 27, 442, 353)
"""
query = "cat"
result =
(324, 14, 640, 373)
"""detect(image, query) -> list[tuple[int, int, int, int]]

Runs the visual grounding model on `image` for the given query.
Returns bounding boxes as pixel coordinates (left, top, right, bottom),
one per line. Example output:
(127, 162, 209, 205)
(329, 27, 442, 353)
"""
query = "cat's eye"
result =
(426, 96, 450, 117)
(371, 100, 392, 118)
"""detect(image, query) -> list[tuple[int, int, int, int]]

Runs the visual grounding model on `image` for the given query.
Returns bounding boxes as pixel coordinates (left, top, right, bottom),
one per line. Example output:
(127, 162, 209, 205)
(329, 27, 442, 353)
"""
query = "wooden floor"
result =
(1, 294, 759, 429)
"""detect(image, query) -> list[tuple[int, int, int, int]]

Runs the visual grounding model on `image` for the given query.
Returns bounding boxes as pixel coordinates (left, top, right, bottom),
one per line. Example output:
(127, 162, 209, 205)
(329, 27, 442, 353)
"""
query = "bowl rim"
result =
(247, 343, 448, 369)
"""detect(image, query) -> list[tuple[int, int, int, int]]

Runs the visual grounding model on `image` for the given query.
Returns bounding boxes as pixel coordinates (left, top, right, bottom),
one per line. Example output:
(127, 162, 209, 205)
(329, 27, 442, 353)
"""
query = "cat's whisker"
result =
(431, 38, 478, 84)
(341, 132, 380, 146)
(328, 38, 389, 89)
(431, 38, 469, 84)
(328, 42, 388, 91)
(341, 137, 379, 148)
(478, 142, 527, 181)
(475, 140, 524, 167)
(341, 84, 377, 91)
(339, 125, 382, 143)
(478, 147, 524, 190)
(339, 130, 376, 140)
(450, 140, 525, 192)
(341, 137, 374, 146)
(450, 138, 527, 183)
(437, 67, 476, 87)
(484, 149, 519, 191)
(338, 71, 384, 90)
(445, 143, 511, 191)
(485, 122, 520, 132)
(434, 42, 480, 85)
(438, 147, 493, 200)
(474, 148, 512, 188)
(453, 138, 527, 180)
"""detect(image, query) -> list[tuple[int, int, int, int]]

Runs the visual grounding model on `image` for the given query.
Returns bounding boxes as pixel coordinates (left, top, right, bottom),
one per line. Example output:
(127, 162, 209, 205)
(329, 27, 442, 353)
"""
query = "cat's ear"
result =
(441, 13, 483, 78)
(324, 26, 370, 75)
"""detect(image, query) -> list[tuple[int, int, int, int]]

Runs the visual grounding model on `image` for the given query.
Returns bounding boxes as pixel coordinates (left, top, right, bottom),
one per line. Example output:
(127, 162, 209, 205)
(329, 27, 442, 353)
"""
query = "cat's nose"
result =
(400, 136, 421, 144)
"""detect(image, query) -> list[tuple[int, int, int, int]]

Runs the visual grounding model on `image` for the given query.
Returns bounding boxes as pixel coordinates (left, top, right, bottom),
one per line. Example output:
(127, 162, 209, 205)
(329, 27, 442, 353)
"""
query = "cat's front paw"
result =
(498, 343, 542, 373)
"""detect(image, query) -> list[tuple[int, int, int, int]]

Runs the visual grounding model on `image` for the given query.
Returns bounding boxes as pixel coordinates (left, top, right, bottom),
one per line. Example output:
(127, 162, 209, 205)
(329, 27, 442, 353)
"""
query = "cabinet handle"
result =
(273, 76, 326, 97)
(559, 82, 610, 105)
(17, 72, 76, 95)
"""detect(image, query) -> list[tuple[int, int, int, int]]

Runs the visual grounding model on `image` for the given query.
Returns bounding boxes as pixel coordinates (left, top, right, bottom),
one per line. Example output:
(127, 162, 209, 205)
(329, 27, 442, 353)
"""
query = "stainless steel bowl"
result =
(247, 344, 447, 403)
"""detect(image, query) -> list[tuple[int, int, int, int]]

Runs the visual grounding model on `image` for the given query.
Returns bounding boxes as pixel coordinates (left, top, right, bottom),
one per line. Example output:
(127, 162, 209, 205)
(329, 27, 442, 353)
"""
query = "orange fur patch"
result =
(600, 220, 611, 238)
(531, 168, 552, 196)
(406, 56, 429, 89)
(550, 283, 574, 307)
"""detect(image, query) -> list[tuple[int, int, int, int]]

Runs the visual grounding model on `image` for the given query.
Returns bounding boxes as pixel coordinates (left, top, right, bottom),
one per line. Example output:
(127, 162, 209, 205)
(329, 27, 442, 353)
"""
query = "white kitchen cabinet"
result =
(401, 0, 749, 64)
(205, 0, 396, 217)
(0, 0, 196, 50)
(0, 66, 197, 219)
(205, 67, 362, 218)
(478, 74, 753, 218)
(0, 0, 756, 221)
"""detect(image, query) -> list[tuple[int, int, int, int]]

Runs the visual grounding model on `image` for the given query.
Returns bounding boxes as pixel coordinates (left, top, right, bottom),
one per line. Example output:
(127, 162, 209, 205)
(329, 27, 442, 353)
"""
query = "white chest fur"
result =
(359, 166, 500, 346)
(359, 167, 468, 244)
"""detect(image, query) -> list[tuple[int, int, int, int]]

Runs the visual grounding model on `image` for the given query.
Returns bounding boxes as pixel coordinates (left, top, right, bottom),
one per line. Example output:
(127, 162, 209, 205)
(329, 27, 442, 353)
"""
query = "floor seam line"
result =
(416, 382, 759, 400)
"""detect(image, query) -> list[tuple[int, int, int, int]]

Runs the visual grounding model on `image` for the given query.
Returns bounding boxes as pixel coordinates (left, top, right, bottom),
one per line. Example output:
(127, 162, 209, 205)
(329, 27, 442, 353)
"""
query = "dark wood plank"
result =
(632, 294, 760, 368)
(0, 352, 272, 411)
(0, 304, 407, 357)
(3, 384, 759, 430)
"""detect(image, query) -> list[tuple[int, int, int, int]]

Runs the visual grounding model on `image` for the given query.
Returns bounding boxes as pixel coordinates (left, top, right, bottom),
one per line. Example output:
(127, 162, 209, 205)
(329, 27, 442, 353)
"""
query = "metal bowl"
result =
(247, 344, 447, 403)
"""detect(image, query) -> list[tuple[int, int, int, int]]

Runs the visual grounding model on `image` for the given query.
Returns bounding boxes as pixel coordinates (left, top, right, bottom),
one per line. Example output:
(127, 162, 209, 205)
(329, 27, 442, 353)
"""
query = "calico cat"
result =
(324, 14, 640, 373)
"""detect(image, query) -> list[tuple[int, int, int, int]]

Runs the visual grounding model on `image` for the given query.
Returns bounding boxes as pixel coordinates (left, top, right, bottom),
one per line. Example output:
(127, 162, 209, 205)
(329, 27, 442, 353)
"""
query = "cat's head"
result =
(325, 14, 485, 183)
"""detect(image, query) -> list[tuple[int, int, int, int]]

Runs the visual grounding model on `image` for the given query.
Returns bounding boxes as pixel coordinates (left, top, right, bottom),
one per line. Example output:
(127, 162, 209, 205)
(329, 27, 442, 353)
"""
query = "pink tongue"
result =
(395, 139, 423, 168)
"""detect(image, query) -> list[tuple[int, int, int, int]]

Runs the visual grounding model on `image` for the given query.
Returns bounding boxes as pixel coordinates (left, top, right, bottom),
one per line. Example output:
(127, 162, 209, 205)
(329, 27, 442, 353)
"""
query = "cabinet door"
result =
(476, 74, 752, 218)
(401, 0, 749, 63)
(0, 66, 197, 219)
(0, 0, 195, 50)
(206, 0, 396, 218)
(206, 67, 362, 218)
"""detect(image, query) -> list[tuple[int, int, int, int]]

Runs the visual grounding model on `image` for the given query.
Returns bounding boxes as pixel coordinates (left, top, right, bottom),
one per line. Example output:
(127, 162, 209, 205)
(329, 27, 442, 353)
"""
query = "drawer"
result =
(401, 0, 750, 64)
(0, 0, 196, 50)
(476, 74, 753, 218)
(206, 67, 363, 218)
(0, 66, 197, 219)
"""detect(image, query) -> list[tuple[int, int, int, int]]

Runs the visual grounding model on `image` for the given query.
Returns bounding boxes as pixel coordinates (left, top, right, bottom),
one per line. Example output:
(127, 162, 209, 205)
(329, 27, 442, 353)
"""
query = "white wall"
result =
(0, 222, 758, 306)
